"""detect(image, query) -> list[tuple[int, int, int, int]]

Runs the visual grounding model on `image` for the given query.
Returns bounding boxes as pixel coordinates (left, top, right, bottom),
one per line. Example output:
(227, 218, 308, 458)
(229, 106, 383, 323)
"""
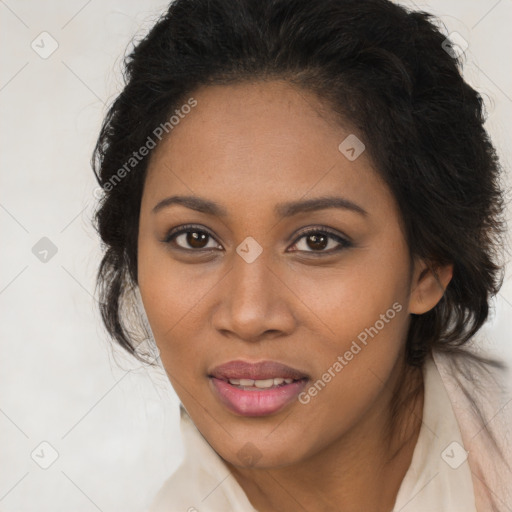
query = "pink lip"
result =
(208, 360, 309, 416)
(209, 360, 309, 381)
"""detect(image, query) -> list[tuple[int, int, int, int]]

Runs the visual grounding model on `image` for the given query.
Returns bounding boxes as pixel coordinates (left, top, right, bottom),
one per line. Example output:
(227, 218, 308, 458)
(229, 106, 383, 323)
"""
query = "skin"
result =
(137, 80, 453, 512)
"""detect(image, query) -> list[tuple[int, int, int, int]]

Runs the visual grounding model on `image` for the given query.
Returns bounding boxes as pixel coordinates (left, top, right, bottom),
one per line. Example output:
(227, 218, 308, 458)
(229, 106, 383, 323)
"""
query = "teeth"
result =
(227, 377, 296, 388)
(254, 379, 275, 388)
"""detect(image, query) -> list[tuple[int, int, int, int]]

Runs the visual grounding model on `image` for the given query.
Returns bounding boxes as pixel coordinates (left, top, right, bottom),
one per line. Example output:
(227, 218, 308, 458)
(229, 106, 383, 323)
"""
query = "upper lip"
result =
(209, 360, 309, 381)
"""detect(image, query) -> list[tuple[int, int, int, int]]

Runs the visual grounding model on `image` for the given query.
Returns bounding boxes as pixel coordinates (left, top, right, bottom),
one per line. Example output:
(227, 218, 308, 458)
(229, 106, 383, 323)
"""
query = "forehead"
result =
(143, 80, 395, 219)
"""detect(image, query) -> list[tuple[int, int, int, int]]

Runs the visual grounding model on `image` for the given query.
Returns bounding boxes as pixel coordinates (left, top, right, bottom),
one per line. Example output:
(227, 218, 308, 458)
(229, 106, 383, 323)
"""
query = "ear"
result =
(408, 259, 453, 315)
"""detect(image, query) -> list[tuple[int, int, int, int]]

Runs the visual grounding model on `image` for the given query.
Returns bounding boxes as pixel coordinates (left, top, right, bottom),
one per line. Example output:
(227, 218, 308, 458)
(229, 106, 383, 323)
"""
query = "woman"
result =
(92, 0, 511, 510)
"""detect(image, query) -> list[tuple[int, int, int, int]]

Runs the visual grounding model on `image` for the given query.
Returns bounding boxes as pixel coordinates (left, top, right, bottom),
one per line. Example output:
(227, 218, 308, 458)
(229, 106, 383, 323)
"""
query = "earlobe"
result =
(408, 260, 453, 315)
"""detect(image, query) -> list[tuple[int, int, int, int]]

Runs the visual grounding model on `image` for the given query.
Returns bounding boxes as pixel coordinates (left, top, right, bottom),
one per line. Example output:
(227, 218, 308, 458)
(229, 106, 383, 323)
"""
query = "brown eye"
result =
(185, 231, 209, 249)
(164, 225, 222, 251)
(305, 233, 329, 251)
(290, 228, 352, 254)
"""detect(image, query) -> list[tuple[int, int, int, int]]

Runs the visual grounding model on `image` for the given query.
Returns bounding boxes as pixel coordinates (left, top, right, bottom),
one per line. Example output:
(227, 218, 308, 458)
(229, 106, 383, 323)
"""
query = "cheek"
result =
(287, 242, 411, 347)
(291, 272, 410, 453)
(292, 245, 412, 437)
(294, 265, 409, 400)
(137, 236, 223, 378)
(137, 237, 187, 347)
(287, 239, 412, 400)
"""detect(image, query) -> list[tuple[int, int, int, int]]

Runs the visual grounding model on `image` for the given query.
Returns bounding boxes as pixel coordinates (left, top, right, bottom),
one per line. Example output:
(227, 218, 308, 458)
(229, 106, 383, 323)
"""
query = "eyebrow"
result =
(152, 194, 368, 217)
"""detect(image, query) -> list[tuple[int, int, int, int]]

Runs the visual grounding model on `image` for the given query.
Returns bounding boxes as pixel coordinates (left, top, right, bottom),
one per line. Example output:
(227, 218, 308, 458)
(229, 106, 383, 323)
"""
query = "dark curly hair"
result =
(92, 0, 507, 368)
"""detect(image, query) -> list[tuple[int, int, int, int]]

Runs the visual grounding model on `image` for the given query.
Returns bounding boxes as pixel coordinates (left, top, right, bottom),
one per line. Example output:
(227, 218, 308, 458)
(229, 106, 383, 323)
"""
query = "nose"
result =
(211, 247, 297, 342)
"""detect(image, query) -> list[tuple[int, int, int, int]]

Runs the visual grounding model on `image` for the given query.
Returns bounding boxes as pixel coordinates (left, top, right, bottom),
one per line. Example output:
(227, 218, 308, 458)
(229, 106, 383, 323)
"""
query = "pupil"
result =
(308, 233, 327, 250)
(187, 231, 208, 248)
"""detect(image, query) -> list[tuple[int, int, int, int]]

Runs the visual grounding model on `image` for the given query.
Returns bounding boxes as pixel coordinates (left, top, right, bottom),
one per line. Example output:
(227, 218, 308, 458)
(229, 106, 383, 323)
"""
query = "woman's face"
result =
(137, 80, 443, 468)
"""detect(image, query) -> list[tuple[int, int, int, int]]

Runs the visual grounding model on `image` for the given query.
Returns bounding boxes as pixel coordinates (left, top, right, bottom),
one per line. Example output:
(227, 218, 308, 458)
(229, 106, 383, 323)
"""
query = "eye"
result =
(288, 227, 352, 254)
(163, 224, 222, 251)
(163, 224, 352, 255)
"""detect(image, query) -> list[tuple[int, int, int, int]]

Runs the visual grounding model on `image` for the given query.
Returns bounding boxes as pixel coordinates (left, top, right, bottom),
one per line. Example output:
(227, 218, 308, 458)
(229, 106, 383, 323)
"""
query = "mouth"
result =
(208, 360, 309, 417)
(221, 376, 301, 389)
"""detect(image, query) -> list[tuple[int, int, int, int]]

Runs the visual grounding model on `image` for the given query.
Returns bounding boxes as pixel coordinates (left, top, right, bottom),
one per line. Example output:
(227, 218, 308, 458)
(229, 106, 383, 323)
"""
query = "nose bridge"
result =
(213, 240, 294, 340)
(230, 244, 274, 311)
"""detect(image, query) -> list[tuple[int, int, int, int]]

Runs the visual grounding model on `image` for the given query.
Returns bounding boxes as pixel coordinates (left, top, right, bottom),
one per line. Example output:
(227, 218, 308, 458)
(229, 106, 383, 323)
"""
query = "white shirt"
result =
(148, 349, 512, 512)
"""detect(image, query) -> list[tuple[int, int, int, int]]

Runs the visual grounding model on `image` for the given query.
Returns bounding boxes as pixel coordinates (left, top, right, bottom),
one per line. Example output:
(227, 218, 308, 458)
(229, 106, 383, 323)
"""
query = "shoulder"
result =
(432, 346, 511, 429)
(145, 426, 225, 512)
(432, 346, 512, 511)
(146, 466, 204, 512)
(146, 405, 256, 512)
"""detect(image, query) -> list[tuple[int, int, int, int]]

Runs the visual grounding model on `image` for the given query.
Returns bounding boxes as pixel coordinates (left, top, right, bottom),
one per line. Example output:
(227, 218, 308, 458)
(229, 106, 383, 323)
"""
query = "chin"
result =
(214, 432, 309, 470)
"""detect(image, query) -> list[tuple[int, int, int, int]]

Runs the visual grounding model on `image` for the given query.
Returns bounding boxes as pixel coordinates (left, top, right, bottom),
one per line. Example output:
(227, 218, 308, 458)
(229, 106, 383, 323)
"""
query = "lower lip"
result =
(209, 377, 308, 416)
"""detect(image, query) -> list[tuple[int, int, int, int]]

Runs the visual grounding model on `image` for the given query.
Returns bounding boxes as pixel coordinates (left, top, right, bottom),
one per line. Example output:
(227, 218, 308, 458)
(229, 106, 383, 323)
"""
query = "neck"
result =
(225, 358, 424, 512)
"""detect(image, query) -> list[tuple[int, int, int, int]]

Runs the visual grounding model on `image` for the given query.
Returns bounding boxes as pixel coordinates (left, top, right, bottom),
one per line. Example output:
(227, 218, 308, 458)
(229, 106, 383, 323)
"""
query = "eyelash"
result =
(163, 224, 352, 255)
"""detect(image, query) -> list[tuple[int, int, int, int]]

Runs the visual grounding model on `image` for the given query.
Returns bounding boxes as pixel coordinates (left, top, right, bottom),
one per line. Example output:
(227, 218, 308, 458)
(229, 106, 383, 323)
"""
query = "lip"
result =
(208, 360, 309, 417)
(209, 360, 309, 381)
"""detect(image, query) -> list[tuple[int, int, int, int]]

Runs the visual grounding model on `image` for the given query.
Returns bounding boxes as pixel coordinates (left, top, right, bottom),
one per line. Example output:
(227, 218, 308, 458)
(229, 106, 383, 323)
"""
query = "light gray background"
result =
(1, 1, 511, 511)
